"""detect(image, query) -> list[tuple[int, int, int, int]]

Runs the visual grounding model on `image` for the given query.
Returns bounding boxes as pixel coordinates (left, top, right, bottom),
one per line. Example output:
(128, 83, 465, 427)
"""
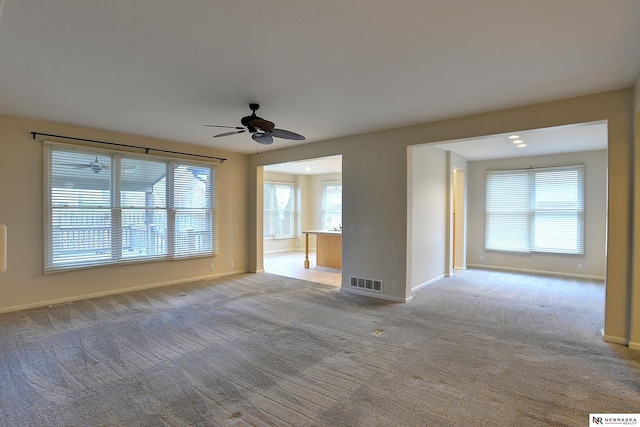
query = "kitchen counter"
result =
(302, 230, 342, 269)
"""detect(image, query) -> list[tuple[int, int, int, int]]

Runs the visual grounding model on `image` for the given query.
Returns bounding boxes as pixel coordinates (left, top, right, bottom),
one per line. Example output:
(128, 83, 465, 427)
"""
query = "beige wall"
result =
(408, 145, 447, 295)
(466, 150, 606, 279)
(634, 72, 640, 112)
(0, 114, 248, 312)
(631, 72, 640, 349)
(1, 87, 637, 347)
(248, 88, 635, 342)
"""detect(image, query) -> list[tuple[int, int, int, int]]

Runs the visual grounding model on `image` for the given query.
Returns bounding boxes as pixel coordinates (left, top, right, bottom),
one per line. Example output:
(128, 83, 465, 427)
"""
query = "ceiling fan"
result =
(59, 156, 134, 174)
(204, 103, 305, 145)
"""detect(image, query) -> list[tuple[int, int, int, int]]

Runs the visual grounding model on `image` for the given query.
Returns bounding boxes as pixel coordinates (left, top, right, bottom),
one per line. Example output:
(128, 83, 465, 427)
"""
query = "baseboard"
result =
(629, 341, 640, 351)
(411, 274, 445, 292)
(466, 263, 604, 281)
(602, 333, 630, 346)
(341, 287, 411, 303)
(0, 270, 249, 314)
(263, 248, 299, 255)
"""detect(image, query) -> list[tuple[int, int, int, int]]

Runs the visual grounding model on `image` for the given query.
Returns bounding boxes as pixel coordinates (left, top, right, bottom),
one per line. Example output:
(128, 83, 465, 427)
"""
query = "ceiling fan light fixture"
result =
(204, 103, 304, 145)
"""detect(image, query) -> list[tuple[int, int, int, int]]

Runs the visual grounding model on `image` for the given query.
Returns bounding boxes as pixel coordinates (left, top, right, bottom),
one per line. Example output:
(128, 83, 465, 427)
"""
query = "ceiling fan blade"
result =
(252, 133, 274, 145)
(203, 125, 244, 129)
(249, 118, 275, 131)
(270, 128, 305, 141)
(213, 130, 246, 138)
(58, 163, 91, 168)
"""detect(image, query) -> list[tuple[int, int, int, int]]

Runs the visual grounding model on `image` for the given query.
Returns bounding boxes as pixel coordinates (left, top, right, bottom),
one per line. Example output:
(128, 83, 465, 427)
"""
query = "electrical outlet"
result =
(577, 263, 582, 270)
(392, 282, 397, 290)
(210, 264, 214, 271)
(427, 269, 431, 276)
(230, 261, 234, 268)
(480, 255, 484, 261)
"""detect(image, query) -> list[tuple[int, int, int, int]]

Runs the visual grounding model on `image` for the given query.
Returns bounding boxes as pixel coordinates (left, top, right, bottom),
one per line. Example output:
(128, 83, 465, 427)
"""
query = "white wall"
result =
(408, 145, 447, 292)
(466, 150, 607, 279)
(297, 174, 312, 250)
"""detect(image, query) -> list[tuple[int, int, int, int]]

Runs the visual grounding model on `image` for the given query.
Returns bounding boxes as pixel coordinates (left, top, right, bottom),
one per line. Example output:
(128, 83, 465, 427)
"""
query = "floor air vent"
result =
(350, 276, 382, 292)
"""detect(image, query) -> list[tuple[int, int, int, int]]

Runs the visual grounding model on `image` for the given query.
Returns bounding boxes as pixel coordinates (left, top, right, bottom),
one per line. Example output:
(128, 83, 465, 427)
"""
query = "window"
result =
(485, 165, 584, 254)
(263, 182, 295, 239)
(322, 182, 342, 230)
(44, 142, 217, 273)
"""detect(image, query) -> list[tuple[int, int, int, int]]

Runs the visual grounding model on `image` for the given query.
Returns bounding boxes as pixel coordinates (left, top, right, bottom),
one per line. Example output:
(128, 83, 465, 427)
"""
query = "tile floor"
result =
(263, 251, 342, 287)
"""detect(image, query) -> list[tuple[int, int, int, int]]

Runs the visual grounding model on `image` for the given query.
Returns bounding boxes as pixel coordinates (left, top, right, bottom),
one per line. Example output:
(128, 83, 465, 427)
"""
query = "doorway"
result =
(453, 168, 465, 270)
(262, 155, 342, 286)
(407, 121, 607, 293)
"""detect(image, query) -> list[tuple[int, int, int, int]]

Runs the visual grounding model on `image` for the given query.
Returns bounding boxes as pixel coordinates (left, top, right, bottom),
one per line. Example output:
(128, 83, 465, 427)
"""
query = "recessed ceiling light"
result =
(512, 139, 523, 144)
(509, 135, 520, 139)
(517, 143, 527, 148)
(305, 166, 311, 171)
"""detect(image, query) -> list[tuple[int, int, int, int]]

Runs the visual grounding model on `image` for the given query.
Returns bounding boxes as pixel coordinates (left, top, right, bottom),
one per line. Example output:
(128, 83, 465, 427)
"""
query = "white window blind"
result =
(322, 182, 342, 230)
(44, 142, 217, 273)
(263, 181, 295, 239)
(485, 165, 584, 255)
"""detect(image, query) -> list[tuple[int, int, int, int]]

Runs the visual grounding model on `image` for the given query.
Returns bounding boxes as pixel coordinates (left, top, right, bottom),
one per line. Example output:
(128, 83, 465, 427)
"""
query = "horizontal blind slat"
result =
(44, 142, 217, 273)
(485, 165, 584, 255)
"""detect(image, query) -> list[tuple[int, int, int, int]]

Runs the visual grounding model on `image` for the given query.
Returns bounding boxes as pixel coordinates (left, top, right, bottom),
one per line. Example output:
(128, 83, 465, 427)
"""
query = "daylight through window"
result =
(322, 182, 342, 230)
(44, 142, 217, 272)
(263, 182, 295, 239)
(485, 165, 584, 255)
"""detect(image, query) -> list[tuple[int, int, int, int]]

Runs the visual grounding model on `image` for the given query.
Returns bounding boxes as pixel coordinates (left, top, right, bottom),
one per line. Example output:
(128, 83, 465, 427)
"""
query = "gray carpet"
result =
(0, 269, 638, 426)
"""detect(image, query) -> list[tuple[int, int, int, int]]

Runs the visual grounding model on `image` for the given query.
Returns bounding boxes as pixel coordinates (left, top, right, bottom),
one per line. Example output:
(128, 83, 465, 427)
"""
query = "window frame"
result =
(263, 181, 296, 239)
(43, 142, 217, 273)
(484, 164, 584, 255)
(321, 181, 342, 231)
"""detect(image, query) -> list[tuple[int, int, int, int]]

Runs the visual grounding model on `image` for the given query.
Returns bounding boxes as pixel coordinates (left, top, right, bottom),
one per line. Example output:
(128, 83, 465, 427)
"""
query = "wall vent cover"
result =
(350, 276, 382, 292)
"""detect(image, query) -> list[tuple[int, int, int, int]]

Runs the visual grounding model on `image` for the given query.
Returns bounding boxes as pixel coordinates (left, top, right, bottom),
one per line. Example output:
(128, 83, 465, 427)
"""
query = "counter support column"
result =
(304, 233, 310, 269)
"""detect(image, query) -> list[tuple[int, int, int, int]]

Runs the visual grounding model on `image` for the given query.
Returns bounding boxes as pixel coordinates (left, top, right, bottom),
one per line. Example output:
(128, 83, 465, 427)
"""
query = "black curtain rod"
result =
(31, 132, 227, 163)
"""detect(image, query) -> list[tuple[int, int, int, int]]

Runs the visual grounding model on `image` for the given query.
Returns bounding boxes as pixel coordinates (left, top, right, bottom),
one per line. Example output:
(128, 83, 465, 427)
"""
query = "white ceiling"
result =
(436, 121, 608, 161)
(0, 1, 638, 155)
(264, 121, 608, 175)
(264, 156, 342, 176)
